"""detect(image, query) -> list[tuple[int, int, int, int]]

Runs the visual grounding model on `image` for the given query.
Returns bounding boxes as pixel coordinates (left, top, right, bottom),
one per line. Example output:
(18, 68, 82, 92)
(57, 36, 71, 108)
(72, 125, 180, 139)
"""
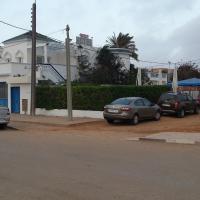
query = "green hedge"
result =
(36, 85, 169, 111)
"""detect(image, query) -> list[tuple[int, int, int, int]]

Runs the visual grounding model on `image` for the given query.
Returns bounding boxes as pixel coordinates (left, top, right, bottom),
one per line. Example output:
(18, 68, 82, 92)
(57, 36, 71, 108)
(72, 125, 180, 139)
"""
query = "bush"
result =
(36, 85, 169, 111)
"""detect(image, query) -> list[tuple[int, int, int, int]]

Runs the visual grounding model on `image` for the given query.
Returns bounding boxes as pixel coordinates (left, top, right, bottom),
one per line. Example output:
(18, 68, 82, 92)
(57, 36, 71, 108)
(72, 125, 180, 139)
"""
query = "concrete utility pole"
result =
(31, 2, 36, 116)
(137, 68, 142, 86)
(65, 25, 73, 120)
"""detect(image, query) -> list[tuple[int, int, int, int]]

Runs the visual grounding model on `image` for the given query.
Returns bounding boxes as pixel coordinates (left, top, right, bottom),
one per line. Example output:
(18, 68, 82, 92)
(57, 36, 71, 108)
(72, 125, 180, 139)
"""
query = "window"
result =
(143, 98, 152, 106)
(134, 99, 144, 107)
(159, 94, 176, 101)
(6, 58, 11, 62)
(17, 57, 23, 63)
(0, 83, 8, 98)
(178, 94, 187, 101)
(187, 95, 193, 101)
(47, 57, 51, 64)
(37, 56, 44, 64)
(111, 98, 132, 105)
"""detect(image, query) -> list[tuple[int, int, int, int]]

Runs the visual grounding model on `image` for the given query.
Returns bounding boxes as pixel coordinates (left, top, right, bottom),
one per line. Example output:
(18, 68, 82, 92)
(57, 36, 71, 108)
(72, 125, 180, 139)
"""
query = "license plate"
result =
(162, 104, 170, 107)
(107, 109, 119, 113)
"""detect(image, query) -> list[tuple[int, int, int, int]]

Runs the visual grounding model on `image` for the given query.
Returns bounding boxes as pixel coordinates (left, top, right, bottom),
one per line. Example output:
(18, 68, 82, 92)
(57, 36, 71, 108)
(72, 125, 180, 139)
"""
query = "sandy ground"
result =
(8, 114, 200, 140)
(64, 114, 200, 136)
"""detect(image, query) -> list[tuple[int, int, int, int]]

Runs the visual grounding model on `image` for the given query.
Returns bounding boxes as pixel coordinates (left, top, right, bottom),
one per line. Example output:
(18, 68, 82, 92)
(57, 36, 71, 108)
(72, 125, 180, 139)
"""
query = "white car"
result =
(0, 107, 10, 128)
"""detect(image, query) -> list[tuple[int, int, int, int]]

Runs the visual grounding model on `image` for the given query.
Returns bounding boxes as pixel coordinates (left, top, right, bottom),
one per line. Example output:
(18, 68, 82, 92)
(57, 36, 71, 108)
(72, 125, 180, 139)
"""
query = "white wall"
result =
(1, 40, 28, 63)
(36, 108, 104, 119)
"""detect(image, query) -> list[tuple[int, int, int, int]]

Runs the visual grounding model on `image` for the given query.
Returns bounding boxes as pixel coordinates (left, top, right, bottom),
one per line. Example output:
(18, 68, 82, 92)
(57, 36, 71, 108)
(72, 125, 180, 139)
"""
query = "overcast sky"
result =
(1, 0, 200, 66)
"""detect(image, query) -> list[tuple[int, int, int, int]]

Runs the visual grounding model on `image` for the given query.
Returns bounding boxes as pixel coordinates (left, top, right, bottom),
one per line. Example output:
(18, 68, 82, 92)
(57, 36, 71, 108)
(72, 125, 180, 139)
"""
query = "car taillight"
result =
(121, 107, 131, 112)
(174, 101, 180, 109)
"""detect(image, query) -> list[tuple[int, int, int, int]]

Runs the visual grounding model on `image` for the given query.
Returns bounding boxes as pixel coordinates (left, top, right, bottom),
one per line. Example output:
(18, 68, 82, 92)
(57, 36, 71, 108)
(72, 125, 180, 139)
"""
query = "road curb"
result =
(127, 137, 200, 145)
(11, 119, 101, 128)
(138, 137, 199, 145)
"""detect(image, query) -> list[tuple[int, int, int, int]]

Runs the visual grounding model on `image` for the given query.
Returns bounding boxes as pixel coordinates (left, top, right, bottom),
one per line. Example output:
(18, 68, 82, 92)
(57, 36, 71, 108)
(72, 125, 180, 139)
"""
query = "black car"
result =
(158, 92, 200, 118)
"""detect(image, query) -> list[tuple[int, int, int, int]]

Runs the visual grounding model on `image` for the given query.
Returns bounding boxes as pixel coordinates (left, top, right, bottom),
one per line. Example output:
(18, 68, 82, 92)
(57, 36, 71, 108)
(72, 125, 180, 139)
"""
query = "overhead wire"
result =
(1, 20, 200, 67)
(0, 20, 30, 31)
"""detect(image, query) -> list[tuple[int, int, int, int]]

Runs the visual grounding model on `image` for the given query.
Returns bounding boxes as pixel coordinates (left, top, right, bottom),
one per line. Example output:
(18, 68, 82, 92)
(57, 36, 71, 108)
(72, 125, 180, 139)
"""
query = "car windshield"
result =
(111, 98, 132, 105)
(159, 94, 176, 101)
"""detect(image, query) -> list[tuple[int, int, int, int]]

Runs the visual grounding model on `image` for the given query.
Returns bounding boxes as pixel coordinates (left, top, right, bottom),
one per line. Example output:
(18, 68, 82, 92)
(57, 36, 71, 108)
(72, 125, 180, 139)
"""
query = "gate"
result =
(0, 82, 8, 107)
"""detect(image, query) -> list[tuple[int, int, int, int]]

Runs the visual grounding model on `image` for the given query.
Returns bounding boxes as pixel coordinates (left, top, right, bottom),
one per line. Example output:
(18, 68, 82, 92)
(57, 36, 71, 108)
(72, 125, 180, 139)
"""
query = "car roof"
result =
(118, 97, 143, 100)
(164, 92, 187, 96)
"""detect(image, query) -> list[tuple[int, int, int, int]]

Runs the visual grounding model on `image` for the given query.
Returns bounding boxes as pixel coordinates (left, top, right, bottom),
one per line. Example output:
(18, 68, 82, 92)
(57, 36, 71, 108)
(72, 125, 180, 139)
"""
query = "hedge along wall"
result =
(36, 85, 169, 111)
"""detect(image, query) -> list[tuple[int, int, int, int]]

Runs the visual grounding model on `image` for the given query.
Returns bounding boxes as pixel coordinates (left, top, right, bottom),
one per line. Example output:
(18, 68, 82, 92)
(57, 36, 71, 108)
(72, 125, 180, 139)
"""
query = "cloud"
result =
(1, 0, 200, 63)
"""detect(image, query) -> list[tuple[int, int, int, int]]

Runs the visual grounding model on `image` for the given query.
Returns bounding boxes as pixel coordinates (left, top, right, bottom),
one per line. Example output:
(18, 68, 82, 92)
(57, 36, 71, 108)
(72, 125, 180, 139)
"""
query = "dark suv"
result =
(158, 92, 200, 118)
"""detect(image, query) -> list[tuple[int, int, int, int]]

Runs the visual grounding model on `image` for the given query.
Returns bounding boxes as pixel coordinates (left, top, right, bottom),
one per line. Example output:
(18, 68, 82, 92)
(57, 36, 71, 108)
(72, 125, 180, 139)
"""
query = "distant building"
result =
(76, 34, 93, 47)
(147, 67, 173, 85)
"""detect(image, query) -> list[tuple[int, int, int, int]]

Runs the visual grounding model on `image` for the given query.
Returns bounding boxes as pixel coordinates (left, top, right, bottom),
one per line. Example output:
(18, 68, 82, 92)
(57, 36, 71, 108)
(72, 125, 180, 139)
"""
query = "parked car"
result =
(103, 97, 161, 125)
(158, 92, 200, 118)
(0, 106, 10, 128)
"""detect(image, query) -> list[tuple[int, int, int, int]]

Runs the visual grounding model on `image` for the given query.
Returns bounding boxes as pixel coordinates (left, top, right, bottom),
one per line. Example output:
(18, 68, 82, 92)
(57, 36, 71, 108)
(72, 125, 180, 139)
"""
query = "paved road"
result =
(1, 122, 200, 200)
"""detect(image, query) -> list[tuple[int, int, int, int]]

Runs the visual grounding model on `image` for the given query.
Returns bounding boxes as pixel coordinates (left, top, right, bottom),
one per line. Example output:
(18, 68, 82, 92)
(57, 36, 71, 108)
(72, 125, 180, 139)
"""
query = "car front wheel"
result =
(130, 114, 139, 125)
(154, 111, 161, 121)
(106, 119, 114, 124)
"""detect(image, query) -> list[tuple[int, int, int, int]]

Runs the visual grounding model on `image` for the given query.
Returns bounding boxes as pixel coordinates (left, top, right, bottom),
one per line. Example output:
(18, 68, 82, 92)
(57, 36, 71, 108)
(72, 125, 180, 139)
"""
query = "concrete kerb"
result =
(11, 114, 102, 128)
(127, 133, 200, 145)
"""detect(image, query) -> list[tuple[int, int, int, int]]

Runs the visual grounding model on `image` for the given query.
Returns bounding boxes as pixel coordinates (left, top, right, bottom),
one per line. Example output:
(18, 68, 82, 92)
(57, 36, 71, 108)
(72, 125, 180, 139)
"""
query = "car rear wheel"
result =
(177, 108, 185, 118)
(154, 111, 161, 121)
(194, 106, 200, 114)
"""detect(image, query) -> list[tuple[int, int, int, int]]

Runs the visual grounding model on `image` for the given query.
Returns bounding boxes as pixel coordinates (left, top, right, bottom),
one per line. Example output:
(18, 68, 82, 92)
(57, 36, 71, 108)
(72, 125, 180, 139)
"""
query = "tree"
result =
(177, 62, 200, 81)
(92, 46, 127, 84)
(106, 32, 138, 60)
(77, 54, 93, 83)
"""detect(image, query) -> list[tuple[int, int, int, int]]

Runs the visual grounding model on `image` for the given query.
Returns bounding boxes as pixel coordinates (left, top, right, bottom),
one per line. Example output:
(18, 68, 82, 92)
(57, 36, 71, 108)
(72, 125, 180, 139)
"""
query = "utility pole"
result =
(30, 2, 36, 116)
(65, 25, 73, 120)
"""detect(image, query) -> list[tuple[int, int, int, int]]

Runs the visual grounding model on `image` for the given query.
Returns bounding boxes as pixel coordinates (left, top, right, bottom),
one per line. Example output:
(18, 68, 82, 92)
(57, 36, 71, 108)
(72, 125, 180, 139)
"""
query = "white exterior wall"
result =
(1, 40, 28, 63)
(110, 48, 131, 70)
(36, 108, 103, 119)
(8, 83, 31, 114)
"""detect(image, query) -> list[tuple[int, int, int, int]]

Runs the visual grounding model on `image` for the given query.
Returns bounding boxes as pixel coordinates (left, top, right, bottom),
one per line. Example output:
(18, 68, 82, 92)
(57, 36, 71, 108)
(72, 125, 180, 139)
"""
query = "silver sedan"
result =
(103, 97, 161, 125)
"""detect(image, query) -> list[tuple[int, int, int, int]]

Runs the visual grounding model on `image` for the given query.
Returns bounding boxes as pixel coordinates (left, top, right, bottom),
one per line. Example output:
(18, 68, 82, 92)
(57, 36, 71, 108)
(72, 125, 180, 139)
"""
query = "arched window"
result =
(15, 50, 24, 63)
(3, 52, 12, 63)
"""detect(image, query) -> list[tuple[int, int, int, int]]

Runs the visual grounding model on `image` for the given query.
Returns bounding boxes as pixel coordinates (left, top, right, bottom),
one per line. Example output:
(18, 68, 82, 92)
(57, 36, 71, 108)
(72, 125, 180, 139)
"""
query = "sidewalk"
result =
(127, 132, 200, 145)
(11, 114, 102, 127)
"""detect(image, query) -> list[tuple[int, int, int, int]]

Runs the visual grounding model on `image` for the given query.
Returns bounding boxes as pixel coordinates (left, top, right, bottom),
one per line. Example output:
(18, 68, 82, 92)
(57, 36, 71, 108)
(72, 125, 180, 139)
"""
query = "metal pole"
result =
(31, 3, 36, 116)
(65, 25, 73, 120)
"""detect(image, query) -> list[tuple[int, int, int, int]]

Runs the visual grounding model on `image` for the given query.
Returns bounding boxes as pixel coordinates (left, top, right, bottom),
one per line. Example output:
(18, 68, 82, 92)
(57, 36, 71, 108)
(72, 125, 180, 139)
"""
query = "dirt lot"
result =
(9, 114, 200, 139)
(64, 114, 200, 136)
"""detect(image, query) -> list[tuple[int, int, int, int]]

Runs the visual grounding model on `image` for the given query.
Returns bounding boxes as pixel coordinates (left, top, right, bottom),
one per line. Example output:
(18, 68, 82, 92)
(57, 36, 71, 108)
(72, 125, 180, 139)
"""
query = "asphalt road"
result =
(1, 122, 200, 200)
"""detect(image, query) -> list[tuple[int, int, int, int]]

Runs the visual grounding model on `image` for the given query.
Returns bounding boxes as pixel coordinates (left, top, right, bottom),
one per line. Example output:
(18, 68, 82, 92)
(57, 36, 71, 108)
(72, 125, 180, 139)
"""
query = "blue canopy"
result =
(168, 78, 200, 87)
(178, 78, 200, 86)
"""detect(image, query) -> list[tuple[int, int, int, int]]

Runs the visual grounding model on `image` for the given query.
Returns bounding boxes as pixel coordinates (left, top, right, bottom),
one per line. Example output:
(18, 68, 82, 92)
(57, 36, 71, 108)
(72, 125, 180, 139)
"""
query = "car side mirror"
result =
(150, 103, 155, 107)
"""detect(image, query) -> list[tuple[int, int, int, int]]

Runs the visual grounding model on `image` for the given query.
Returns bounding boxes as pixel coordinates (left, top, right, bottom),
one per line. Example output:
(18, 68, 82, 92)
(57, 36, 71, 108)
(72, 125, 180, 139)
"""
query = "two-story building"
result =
(0, 31, 132, 115)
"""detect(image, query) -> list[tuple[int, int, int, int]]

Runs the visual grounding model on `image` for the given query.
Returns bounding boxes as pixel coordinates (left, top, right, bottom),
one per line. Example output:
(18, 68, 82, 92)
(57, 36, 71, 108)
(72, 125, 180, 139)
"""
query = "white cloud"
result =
(1, 0, 200, 63)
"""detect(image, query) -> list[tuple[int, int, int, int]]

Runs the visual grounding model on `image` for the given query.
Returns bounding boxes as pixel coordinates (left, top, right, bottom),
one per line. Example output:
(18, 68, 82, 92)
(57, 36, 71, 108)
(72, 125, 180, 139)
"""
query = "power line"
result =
(0, 20, 30, 31)
(47, 28, 65, 36)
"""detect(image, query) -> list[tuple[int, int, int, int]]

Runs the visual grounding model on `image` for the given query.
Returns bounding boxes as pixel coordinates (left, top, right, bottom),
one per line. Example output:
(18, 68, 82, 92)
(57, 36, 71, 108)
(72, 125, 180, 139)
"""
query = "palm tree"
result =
(106, 32, 138, 60)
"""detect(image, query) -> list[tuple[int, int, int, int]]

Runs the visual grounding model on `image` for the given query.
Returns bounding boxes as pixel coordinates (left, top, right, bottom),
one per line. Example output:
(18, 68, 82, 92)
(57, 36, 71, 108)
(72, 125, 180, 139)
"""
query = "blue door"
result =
(11, 87, 20, 113)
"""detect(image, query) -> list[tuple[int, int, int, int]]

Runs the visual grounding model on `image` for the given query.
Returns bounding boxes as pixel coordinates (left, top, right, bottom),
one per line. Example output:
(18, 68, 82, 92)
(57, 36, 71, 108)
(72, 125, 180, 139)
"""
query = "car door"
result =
(187, 94, 195, 111)
(142, 98, 155, 118)
(182, 94, 191, 111)
(134, 99, 146, 119)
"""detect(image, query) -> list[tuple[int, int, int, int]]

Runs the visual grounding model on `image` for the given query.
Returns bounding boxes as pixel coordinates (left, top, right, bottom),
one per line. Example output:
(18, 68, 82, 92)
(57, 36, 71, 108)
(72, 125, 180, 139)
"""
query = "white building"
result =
(0, 31, 132, 114)
(0, 31, 82, 114)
